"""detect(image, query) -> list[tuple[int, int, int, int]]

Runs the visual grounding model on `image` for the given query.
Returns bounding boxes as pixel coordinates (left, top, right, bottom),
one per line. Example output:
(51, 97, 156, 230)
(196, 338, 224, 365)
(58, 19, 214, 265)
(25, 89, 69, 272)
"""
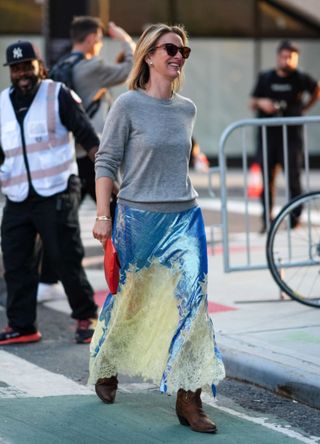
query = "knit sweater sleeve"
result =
(95, 93, 130, 181)
(96, 41, 134, 87)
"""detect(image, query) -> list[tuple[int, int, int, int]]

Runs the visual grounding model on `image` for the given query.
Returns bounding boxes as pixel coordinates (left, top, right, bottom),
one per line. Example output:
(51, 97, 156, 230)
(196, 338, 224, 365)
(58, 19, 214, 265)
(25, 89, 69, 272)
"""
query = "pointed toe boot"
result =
(176, 388, 217, 433)
(95, 375, 118, 404)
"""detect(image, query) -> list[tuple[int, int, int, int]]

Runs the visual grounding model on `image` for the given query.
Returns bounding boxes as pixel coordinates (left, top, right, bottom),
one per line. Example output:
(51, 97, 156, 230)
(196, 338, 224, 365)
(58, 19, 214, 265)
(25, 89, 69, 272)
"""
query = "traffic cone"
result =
(194, 152, 209, 172)
(247, 163, 263, 198)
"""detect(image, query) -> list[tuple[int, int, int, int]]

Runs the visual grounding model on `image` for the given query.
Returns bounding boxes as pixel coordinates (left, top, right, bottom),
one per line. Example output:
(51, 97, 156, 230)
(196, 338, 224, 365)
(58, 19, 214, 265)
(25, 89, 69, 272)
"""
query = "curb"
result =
(220, 344, 320, 410)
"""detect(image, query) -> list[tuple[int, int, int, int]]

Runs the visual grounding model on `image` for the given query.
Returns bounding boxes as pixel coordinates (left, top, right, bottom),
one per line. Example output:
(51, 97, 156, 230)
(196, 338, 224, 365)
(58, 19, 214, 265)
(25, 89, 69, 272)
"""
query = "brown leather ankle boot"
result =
(95, 375, 118, 404)
(176, 388, 217, 433)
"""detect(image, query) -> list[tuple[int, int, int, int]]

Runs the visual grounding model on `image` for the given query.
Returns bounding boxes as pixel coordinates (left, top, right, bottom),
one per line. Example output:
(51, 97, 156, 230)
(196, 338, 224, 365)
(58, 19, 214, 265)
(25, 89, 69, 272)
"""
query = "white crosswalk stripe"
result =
(0, 349, 157, 399)
(78, 196, 99, 247)
(0, 350, 92, 398)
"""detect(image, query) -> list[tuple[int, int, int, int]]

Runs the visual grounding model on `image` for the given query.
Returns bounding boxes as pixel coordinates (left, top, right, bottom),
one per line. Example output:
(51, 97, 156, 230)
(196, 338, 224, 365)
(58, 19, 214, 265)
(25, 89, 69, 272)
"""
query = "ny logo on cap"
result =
(13, 47, 23, 60)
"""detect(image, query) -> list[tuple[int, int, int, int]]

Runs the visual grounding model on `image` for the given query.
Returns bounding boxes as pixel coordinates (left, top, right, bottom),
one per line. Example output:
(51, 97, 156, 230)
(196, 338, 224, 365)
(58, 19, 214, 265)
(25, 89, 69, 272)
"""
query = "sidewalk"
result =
(206, 256, 320, 410)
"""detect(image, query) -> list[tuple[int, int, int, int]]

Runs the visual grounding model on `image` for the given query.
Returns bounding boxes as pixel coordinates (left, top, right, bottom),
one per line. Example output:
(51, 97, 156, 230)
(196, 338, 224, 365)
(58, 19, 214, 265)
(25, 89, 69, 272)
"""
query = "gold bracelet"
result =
(96, 216, 112, 222)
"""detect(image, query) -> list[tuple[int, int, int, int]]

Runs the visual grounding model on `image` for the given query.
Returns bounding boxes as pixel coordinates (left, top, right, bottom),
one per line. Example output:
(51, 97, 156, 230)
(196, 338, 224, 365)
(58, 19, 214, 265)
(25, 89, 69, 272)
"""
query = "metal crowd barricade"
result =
(208, 115, 320, 273)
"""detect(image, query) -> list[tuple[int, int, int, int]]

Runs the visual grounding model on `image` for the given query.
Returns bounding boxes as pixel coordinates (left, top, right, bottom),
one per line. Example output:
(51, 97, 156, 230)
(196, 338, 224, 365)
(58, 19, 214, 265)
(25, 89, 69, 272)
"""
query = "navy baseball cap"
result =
(3, 40, 41, 66)
(277, 40, 300, 53)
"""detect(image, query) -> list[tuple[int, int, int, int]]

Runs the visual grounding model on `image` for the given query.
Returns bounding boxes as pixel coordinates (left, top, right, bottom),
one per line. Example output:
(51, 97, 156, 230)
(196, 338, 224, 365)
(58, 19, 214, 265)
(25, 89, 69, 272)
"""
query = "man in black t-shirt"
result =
(250, 40, 320, 233)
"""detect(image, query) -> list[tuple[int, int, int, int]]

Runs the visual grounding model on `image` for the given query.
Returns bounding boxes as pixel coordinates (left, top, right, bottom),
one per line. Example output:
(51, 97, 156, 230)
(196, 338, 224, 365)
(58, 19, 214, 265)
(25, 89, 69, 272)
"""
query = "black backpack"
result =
(50, 51, 111, 118)
(50, 52, 84, 90)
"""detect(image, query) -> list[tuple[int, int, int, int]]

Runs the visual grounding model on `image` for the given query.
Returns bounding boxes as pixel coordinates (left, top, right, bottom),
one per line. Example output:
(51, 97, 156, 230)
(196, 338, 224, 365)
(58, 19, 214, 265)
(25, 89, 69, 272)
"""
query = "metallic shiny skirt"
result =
(89, 204, 225, 394)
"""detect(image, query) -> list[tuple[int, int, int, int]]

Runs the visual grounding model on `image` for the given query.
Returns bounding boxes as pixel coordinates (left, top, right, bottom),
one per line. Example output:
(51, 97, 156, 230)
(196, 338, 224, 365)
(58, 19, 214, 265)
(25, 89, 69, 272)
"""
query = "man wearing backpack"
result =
(0, 41, 99, 345)
(51, 17, 135, 203)
(38, 17, 135, 303)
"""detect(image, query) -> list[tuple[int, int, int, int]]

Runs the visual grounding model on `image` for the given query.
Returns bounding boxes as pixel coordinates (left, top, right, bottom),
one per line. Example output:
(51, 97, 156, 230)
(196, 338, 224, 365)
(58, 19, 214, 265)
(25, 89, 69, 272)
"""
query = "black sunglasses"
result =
(152, 43, 191, 59)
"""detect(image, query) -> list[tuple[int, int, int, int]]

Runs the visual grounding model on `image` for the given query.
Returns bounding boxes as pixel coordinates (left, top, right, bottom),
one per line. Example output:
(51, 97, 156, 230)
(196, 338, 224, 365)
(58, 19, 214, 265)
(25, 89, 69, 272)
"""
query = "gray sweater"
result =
(96, 89, 198, 212)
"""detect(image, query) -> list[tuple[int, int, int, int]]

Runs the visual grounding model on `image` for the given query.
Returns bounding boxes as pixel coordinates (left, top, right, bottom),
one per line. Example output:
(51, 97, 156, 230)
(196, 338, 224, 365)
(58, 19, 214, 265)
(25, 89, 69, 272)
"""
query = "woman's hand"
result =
(92, 219, 112, 246)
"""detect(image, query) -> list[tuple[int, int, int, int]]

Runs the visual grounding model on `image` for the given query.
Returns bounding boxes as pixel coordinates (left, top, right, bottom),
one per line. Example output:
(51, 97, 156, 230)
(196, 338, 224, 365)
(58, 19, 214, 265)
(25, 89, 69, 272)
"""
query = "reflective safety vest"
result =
(0, 79, 78, 202)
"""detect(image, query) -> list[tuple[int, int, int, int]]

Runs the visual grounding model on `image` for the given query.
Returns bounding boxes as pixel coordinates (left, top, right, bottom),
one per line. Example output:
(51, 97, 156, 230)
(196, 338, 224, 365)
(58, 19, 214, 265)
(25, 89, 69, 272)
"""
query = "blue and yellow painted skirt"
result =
(89, 204, 225, 395)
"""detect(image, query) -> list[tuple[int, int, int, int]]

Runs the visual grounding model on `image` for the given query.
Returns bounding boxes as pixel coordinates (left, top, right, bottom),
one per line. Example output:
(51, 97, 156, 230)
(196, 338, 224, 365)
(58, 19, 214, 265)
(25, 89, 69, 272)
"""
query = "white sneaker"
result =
(37, 282, 66, 303)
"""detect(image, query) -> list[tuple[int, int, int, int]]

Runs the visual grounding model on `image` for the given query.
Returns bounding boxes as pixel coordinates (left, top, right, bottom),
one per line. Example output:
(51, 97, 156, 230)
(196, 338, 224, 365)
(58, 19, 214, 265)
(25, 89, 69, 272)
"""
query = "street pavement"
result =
(0, 171, 319, 443)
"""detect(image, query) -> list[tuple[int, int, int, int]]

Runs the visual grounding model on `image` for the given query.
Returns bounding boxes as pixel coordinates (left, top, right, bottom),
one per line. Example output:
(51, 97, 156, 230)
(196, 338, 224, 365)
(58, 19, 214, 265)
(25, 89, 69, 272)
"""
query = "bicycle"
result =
(266, 190, 320, 308)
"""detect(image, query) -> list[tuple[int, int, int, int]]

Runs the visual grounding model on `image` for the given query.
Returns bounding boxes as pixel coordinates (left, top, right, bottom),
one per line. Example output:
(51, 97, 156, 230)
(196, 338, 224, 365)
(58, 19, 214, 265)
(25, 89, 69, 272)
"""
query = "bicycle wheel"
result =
(266, 191, 320, 308)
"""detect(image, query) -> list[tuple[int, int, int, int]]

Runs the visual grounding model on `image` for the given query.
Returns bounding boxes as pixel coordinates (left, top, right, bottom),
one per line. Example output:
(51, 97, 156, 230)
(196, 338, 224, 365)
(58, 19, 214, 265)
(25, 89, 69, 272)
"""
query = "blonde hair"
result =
(127, 23, 188, 92)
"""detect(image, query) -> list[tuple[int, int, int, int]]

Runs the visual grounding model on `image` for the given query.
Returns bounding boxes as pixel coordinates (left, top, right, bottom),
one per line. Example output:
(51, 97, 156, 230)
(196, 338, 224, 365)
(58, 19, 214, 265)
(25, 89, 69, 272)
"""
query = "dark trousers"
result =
(77, 155, 117, 216)
(40, 156, 116, 284)
(1, 190, 97, 333)
(77, 155, 96, 202)
(257, 127, 303, 226)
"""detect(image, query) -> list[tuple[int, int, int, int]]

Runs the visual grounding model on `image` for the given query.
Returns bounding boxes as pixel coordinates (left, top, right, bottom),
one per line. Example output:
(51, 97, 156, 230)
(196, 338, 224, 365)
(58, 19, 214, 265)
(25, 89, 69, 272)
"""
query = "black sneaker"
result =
(290, 217, 301, 230)
(0, 326, 42, 345)
(259, 224, 267, 235)
(259, 218, 273, 235)
(75, 318, 97, 344)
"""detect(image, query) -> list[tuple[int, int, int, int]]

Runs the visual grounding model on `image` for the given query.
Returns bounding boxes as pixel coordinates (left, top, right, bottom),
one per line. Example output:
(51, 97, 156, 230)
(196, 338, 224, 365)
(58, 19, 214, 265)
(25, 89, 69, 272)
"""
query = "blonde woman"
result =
(90, 23, 225, 434)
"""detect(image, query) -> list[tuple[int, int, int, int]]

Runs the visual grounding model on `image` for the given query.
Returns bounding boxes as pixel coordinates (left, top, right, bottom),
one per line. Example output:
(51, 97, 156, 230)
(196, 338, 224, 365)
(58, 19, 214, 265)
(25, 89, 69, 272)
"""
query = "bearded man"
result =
(0, 41, 99, 345)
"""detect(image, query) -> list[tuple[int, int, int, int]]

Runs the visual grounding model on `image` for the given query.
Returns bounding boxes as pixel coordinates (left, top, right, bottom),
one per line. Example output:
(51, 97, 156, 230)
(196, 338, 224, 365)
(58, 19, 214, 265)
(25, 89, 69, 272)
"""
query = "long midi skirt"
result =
(89, 203, 225, 395)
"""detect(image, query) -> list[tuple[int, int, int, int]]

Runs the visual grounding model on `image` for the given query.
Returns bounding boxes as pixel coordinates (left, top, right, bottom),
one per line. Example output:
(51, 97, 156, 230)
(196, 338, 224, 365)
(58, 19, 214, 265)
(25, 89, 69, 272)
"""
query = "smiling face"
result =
(146, 32, 186, 83)
(10, 60, 40, 95)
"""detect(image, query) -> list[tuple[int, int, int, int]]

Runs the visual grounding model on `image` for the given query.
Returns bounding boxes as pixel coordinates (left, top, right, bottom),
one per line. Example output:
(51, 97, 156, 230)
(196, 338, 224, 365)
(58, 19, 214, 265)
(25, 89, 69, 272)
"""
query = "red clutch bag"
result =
(104, 238, 120, 294)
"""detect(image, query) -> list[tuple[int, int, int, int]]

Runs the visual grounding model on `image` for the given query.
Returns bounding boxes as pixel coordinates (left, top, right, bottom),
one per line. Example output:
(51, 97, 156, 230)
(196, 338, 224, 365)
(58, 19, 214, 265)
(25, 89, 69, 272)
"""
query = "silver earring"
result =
(149, 61, 153, 65)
